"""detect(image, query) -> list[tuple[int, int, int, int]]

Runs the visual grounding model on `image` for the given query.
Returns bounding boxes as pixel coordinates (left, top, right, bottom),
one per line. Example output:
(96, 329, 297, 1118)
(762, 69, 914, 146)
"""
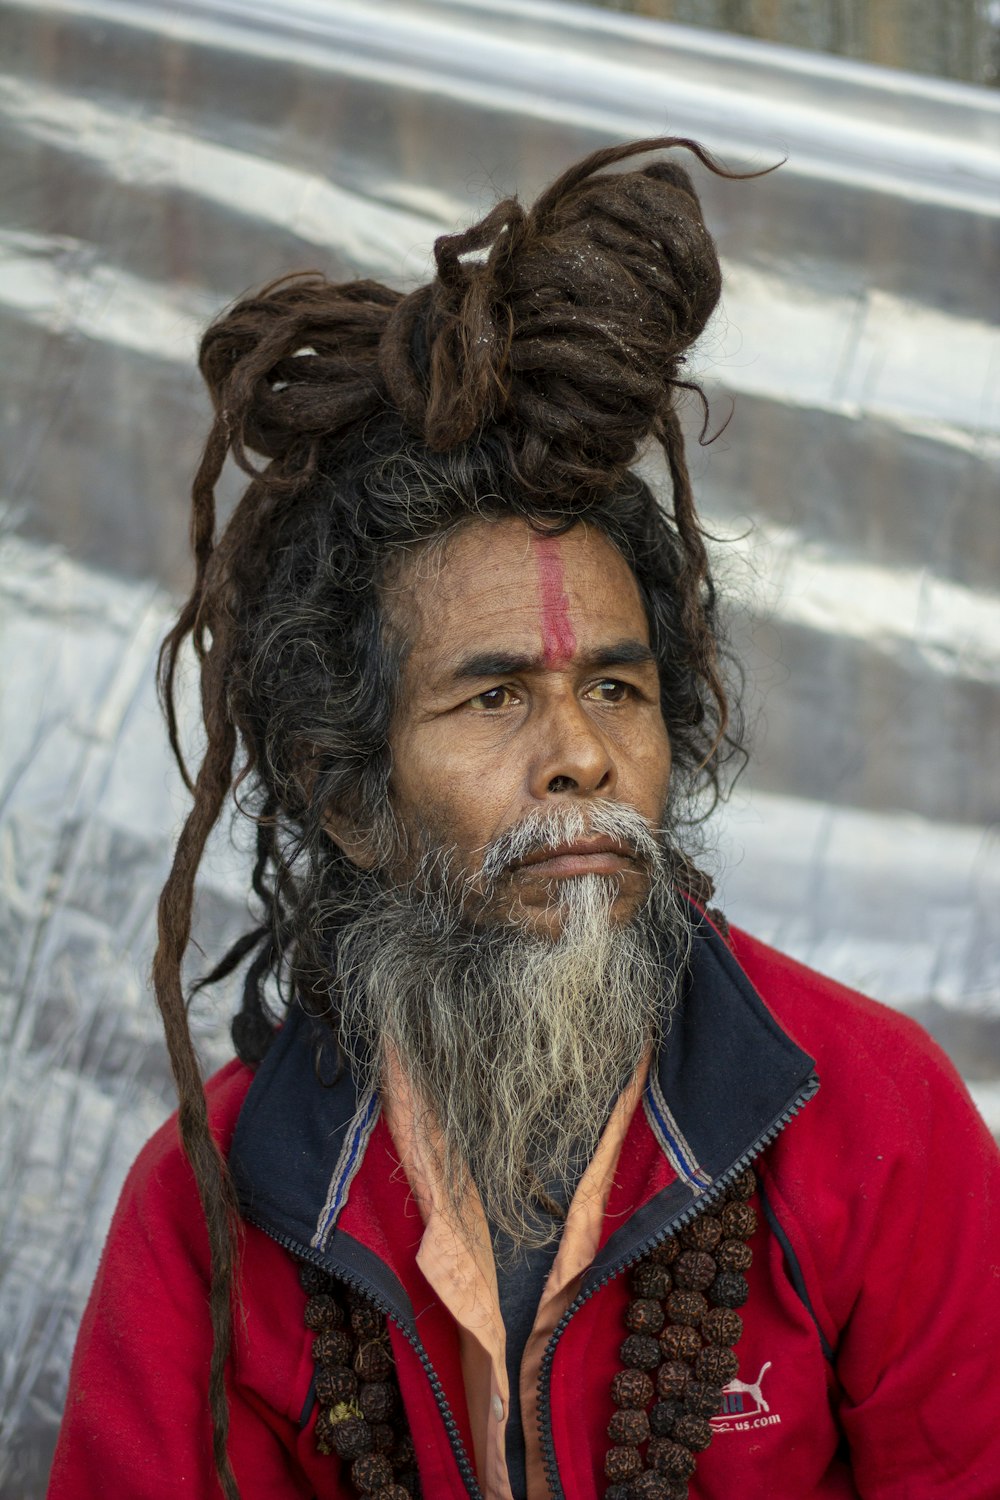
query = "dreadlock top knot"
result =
(399, 142, 723, 479)
(192, 136, 734, 511)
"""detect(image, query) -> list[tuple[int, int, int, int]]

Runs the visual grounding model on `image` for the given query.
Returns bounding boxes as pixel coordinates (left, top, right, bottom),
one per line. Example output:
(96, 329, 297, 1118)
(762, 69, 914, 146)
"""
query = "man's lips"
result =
(512, 836, 638, 879)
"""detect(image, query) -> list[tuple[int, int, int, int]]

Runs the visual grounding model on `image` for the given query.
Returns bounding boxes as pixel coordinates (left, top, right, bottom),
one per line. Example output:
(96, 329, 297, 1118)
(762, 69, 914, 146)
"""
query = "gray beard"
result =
(334, 802, 693, 1252)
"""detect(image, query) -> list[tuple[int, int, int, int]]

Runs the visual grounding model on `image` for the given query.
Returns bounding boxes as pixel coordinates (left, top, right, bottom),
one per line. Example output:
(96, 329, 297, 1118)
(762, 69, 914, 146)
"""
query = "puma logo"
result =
(723, 1361, 772, 1413)
(713, 1360, 780, 1428)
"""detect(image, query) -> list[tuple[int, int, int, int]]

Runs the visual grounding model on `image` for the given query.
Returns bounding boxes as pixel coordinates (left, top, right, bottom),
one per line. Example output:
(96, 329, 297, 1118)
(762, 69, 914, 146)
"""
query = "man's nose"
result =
(528, 695, 616, 799)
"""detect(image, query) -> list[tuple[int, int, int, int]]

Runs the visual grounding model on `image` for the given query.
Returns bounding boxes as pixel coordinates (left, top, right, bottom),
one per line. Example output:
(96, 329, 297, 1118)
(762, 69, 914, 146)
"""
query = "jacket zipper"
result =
(243, 1216, 485, 1500)
(534, 1073, 820, 1499)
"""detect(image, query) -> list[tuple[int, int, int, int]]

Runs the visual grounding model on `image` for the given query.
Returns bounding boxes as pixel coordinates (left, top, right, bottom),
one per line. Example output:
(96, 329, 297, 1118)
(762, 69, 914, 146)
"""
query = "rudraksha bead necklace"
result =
(299, 1263, 420, 1498)
(603, 1167, 757, 1499)
(300, 1166, 757, 1499)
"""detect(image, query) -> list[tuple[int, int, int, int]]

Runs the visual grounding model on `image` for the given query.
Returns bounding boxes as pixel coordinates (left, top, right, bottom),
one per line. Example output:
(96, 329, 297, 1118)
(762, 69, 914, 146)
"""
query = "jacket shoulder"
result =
(122, 1057, 255, 1217)
(726, 922, 969, 1102)
(728, 923, 999, 1335)
(47, 1058, 279, 1500)
(724, 934, 1000, 1494)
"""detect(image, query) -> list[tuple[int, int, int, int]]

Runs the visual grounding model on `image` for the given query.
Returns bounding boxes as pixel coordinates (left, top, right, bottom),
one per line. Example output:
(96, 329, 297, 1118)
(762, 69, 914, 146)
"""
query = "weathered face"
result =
(386, 516, 673, 938)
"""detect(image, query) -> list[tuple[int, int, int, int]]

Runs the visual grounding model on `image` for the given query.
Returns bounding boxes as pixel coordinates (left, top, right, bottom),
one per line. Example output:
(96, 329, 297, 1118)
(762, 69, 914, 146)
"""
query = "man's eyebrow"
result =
(445, 640, 657, 682)
(586, 641, 657, 669)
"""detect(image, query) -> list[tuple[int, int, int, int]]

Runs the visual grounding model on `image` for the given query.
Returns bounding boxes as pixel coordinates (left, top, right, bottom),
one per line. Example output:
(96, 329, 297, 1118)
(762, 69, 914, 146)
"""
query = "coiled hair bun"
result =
(196, 136, 742, 502)
(197, 277, 401, 472)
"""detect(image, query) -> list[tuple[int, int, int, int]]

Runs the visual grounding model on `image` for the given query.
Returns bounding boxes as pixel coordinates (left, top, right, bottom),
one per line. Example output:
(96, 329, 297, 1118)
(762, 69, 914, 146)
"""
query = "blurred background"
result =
(1, 0, 998, 1491)
(599, 0, 1000, 86)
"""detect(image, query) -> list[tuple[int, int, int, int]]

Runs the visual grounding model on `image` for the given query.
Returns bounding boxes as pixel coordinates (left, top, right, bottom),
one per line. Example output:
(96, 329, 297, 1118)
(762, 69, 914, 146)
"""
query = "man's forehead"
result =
(398, 517, 649, 661)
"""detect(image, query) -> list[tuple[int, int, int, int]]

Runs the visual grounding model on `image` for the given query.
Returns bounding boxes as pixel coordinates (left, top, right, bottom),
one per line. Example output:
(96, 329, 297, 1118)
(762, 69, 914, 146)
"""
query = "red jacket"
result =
(48, 918, 1000, 1498)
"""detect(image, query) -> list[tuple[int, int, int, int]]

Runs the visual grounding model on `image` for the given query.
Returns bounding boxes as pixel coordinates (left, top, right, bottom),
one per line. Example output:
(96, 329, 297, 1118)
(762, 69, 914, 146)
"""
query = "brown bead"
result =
(630, 1473, 673, 1499)
(394, 1477, 419, 1499)
(358, 1381, 397, 1423)
(351, 1453, 394, 1494)
(702, 1307, 743, 1347)
(648, 1437, 697, 1480)
(631, 1262, 672, 1299)
(625, 1297, 666, 1335)
(350, 1303, 384, 1340)
(604, 1444, 643, 1482)
(709, 1271, 749, 1309)
(715, 1237, 753, 1272)
(354, 1339, 394, 1381)
(304, 1293, 346, 1331)
(299, 1262, 332, 1296)
(679, 1215, 722, 1252)
(694, 1346, 739, 1384)
(727, 1168, 756, 1202)
(620, 1333, 662, 1371)
(604, 1487, 631, 1500)
(657, 1324, 701, 1363)
(328, 1412, 373, 1460)
(720, 1201, 756, 1239)
(665, 1290, 707, 1327)
(608, 1407, 650, 1446)
(370, 1422, 395, 1454)
(314, 1410, 336, 1456)
(316, 1366, 358, 1404)
(656, 1360, 690, 1399)
(649, 1398, 681, 1436)
(673, 1413, 714, 1451)
(673, 1250, 716, 1292)
(373, 1489, 410, 1500)
(684, 1379, 725, 1418)
(647, 1234, 680, 1265)
(314, 1329, 353, 1366)
(611, 1367, 654, 1409)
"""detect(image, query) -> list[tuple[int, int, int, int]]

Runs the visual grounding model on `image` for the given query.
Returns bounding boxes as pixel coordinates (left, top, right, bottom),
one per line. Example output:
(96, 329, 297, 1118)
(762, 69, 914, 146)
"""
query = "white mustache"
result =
(477, 801, 666, 888)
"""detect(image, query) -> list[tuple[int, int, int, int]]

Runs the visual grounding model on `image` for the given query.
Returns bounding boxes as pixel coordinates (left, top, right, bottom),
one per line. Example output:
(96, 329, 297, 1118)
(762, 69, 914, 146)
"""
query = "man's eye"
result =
(587, 679, 632, 703)
(468, 686, 516, 710)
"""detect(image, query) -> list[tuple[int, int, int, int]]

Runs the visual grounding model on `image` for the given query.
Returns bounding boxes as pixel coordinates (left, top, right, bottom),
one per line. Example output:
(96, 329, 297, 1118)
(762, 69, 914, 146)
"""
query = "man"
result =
(48, 138, 1000, 1499)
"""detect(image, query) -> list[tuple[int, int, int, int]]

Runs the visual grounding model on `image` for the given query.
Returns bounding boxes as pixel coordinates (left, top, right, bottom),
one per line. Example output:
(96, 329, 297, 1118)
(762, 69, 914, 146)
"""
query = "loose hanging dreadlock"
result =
(154, 136, 762, 1497)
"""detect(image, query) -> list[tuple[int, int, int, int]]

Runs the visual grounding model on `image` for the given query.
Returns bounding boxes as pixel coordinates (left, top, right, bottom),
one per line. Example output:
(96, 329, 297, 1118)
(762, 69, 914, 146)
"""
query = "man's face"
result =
(386, 517, 673, 939)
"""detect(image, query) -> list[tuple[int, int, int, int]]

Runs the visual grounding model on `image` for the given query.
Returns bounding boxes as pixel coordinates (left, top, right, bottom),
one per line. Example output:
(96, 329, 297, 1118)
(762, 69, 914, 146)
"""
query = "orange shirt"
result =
(381, 1047, 651, 1499)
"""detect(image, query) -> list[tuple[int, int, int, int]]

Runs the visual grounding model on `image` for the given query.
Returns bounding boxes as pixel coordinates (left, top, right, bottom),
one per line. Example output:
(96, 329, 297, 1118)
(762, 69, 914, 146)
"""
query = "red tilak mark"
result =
(532, 536, 577, 666)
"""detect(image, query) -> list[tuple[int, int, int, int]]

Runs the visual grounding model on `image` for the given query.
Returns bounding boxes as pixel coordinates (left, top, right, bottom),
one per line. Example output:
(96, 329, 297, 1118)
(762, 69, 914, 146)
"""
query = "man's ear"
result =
(323, 809, 379, 871)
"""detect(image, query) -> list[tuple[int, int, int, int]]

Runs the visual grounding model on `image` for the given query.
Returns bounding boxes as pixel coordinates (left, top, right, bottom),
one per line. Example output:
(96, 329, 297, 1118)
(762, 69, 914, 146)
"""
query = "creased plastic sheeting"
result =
(1, 0, 998, 1491)
(0, 537, 246, 1492)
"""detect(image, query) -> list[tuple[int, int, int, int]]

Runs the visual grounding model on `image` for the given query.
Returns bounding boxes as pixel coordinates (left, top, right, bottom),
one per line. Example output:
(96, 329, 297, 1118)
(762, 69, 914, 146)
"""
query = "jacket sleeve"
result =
(46, 1073, 319, 1499)
(766, 1001, 1000, 1499)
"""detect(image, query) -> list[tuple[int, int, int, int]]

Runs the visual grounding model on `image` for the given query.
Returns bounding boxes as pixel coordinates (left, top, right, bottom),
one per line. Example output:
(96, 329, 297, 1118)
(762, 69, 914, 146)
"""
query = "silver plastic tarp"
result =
(1, 0, 998, 1490)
